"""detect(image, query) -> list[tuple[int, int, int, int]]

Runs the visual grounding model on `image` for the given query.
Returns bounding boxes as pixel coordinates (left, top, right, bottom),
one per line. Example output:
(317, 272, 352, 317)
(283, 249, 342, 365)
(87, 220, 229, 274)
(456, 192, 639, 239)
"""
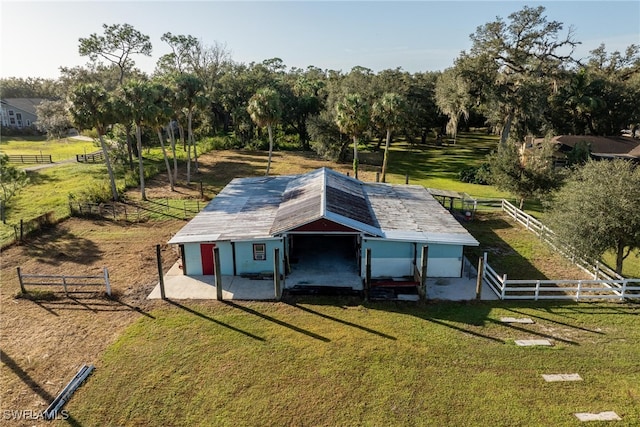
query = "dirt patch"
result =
(0, 218, 184, 422)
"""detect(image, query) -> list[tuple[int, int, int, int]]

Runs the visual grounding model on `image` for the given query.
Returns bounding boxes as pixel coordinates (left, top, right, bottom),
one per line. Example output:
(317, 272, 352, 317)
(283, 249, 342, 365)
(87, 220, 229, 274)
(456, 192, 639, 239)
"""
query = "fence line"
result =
(76, 151, 104, 163)
(17, 266, 111, 296)
(480, 253, 640, 301)
(500, 199, 623, 281)
(69, 199, 203, 222)
(6, 154, 53, 164)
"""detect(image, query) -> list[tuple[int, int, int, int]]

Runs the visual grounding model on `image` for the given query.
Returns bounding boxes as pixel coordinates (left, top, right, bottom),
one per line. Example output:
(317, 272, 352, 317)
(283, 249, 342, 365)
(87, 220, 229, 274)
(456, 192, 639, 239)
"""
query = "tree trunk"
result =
(500, 110, 514, 145)
(157, 128, 174, 191)
(136, 124, 146, 201)
(352, 135, 359, 180)
(186, 112, 192, 185)
(168, 124, 178, 184)
(125, 124, 135, 171)
(266, 124, 274, 176)
(98, 134, 119, 202)
(381, 128, 392, 183)
(616, 240, 625, 275)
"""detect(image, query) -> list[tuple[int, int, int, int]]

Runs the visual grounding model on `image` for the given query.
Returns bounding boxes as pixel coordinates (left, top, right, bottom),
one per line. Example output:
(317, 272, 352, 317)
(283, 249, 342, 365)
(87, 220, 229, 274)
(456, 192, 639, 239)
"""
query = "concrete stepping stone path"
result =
(574, 411, 621, 421)
(500, 317, 535, 324)
(514, 339, 553, 346)
(542, 373, 583, 382)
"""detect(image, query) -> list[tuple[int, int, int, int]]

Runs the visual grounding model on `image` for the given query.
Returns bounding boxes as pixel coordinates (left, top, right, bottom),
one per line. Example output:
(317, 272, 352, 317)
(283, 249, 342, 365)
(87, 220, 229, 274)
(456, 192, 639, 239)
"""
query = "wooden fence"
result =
(76, 151, 104, 163)
(500, 199, 623, 281)
(69, 199, 204, 222)
(480, 253, 640, 301)
(17, 266, 112, 296)
(6, 154, 53, 164)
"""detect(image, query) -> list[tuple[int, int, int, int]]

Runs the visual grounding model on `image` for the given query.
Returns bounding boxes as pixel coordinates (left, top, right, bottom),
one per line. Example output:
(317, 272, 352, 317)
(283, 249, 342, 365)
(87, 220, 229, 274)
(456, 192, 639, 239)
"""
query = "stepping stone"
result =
(542, 373, 582, 382)
(574, 411, 621, 421)
(500, 317, 534, 324)
(514, 339, 553, 346)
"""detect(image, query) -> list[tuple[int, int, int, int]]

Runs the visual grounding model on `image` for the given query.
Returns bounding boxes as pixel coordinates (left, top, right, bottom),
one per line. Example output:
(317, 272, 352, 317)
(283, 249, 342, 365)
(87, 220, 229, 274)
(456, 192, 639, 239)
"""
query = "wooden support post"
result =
(17, 267, 25, 294)
(420, 245, 428, 298)
(156, 245, 166, 300)
(365, 248, 371, 300)
(274, 248, 281, 300)
(214, 247, 223, 300)
(405, 173, 409, 184)
(475, 257, 484, 300)
(103, 267, 111, 297)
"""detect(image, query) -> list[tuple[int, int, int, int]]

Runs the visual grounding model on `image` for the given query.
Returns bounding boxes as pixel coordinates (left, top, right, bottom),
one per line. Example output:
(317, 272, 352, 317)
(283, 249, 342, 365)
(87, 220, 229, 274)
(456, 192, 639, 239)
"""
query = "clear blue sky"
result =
(1, 1, 639, 79)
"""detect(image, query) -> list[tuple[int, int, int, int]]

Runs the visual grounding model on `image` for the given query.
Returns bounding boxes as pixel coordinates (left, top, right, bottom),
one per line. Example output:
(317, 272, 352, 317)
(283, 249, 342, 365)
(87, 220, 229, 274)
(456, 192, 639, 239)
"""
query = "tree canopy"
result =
(547, 160, 640, 274)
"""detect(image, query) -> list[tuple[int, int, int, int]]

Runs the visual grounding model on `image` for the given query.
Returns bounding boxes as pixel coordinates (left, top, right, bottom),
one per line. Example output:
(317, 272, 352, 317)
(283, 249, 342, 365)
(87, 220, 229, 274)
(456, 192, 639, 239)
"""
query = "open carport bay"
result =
(285, 234, 363, 291)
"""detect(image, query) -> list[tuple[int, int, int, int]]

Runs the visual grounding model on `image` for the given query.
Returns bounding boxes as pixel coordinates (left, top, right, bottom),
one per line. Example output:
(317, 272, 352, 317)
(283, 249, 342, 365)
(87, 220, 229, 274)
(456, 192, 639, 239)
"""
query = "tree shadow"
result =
(223, 300, 330, 342)
(22, 229, 104, 266)
(166, 300, 265, 341)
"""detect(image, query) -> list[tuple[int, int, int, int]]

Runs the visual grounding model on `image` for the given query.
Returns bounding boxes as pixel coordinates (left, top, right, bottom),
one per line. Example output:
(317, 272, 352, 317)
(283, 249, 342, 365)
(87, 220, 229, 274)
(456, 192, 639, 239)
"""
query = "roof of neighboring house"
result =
(168, 167, 479, 247)
(535, 135, 640, 159)
(1, 98, 45, 116)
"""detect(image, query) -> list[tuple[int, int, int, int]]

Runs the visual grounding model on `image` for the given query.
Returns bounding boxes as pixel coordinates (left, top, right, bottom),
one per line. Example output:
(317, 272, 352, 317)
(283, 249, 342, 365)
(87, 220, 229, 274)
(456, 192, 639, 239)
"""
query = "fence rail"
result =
(76, 151, 104, 163)
(480, 253, 640, 301)
(500, 199, 623, 281)
(17, 266, 111, 296)
(6, 154, 53, 164)
(69, 199, 204, 222)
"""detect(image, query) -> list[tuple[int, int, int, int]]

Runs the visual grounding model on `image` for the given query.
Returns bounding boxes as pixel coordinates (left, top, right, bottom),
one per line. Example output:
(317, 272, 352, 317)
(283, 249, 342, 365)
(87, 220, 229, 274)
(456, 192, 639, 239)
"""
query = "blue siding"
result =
(233, 240, 285, 275)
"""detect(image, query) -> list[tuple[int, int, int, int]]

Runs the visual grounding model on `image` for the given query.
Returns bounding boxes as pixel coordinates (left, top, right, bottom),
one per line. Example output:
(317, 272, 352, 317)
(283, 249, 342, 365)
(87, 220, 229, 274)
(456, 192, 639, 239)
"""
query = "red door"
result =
(200, 243, 216, 275)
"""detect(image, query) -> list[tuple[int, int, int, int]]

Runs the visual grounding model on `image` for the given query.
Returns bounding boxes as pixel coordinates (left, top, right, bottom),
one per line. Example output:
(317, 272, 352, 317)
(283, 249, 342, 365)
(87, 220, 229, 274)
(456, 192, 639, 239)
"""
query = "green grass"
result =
(64, 300, 640, 427)
(0, 136, 98, 162)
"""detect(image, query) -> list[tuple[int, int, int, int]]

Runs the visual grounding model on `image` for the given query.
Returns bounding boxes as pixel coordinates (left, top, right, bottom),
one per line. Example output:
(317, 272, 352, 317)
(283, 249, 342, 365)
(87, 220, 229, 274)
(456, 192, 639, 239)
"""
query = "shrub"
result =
(459, 163, 490, 185)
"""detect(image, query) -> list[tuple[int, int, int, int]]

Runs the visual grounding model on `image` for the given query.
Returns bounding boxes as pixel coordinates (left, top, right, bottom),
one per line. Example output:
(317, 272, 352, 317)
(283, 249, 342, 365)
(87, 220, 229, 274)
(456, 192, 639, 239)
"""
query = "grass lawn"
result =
(63, 300, 640, 427)
(0, 136, 98, 162)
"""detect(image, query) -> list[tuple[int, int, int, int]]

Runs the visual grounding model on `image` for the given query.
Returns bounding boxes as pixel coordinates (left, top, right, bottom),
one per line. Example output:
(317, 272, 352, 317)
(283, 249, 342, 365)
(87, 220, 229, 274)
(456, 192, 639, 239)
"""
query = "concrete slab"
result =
(426, 276, 499, 301)
(542, 373, 583, 382)
(574, 411, 621, 421)
(500, 317, 535, 324)
(514, 339, 553, 346)
(148, 262, 275, 300)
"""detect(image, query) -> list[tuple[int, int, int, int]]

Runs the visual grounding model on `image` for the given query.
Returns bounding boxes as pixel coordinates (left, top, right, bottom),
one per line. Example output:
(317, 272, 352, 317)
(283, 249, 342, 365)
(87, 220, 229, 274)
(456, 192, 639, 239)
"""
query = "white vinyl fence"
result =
(481, 253, 640, 301)
(500, 200, 623, 281)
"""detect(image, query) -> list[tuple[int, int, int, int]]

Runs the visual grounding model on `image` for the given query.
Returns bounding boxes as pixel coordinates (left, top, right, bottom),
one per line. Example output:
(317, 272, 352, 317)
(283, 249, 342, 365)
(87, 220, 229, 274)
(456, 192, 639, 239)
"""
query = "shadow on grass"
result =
(166, 300, 265, 341)
(23, 229, 103, 266)
(223, 300, 330, 342)
(285, 301, 397, 340)
(21, 293, 156, 319)
(462, 214, 549, 280)
(0, 349, 84, 426)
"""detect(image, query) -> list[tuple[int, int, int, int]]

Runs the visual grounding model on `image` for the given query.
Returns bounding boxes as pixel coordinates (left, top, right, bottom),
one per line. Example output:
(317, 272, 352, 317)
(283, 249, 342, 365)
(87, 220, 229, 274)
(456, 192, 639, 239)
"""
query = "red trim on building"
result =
(291, 218, 358, 233)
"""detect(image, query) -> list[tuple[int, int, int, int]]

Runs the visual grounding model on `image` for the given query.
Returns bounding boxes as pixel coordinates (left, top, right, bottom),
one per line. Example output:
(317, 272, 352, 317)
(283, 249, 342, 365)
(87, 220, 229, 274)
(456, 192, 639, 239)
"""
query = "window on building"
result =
(16, 113, 22, 120)
(10, 118, 15, 125)
(253, 243, 266, 261)
(8, 110, 14, 116)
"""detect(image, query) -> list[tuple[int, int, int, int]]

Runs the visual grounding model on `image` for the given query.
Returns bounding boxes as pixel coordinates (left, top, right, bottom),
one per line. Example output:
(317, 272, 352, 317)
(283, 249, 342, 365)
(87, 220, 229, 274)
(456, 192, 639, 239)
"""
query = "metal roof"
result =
(168, 168, 479, 247)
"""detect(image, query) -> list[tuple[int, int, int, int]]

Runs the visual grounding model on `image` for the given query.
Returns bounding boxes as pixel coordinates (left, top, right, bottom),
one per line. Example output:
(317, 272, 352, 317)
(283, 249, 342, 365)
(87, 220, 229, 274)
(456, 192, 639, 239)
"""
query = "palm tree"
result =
(247, 87, 282, 176)
(335, 93, 370, 180)
(149, 81, 175, 191)
(174, 74, 205, 183)
(68, 84, 119, 201)
(372, 93, 406, 183)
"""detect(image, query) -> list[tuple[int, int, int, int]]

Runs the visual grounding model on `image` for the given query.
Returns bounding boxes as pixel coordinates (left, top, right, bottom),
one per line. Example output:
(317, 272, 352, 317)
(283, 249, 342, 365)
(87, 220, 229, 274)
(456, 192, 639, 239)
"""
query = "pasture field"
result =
(63, 299, 640, 427)
(0, 136, 98, 162)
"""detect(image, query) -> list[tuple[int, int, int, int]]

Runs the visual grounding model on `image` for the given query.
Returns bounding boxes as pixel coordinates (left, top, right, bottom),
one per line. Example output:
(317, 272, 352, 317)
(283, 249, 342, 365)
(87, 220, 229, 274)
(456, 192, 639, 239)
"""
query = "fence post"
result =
(156, 245, 166, 300)
(420, 245, 428, 298)
(200, 181, 204, 199)
(104, 268, 111, 296)
(620, 280, 627, 301)
(501, 273, 507, 300)
(214, 247, 223, 300)
(17, 267, 25, 293)
(62, 276, 68, 296)
(576, 280, 582, 300)
(535, 280, 540, 301)
(375, 172, 380, 182)
(20, 219, 24, 241)
(405, 173, 409, 184)
(594, 261, 600, 280)
(274, 248, 281, 300)
(475, 257, 484, 300)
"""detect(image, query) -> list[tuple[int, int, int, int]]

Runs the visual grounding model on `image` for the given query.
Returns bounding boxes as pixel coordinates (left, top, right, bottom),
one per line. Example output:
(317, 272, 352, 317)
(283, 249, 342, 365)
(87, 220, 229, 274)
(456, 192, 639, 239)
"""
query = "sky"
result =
(1, 1, 639, 79)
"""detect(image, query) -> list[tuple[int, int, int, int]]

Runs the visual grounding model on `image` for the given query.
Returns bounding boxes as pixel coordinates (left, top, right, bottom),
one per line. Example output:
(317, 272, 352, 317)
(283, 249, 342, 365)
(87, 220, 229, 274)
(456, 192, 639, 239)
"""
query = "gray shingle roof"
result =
(168, 167, 478, 247)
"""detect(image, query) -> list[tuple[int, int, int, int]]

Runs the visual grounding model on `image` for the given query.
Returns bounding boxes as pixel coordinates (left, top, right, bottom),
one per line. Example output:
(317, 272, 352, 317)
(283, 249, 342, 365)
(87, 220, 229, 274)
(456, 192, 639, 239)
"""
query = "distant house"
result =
(524, 135, 640, 165)
(0, 98, 44, 129)
(168, 168, 479, 296)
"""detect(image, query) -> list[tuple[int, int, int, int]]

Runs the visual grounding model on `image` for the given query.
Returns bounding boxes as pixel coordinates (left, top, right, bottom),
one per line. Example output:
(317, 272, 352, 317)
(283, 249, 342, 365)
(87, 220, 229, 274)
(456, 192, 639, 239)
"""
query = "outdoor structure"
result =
(167, 168, 479, 298)
(523, 135, 640, 166)
(0, 98, 43, 129)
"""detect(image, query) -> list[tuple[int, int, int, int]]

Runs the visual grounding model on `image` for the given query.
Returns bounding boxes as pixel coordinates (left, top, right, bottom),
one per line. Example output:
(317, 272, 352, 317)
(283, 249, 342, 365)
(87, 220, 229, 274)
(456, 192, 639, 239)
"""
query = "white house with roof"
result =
(0, 98, 43, 129)
(168, 167, 479, 296)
